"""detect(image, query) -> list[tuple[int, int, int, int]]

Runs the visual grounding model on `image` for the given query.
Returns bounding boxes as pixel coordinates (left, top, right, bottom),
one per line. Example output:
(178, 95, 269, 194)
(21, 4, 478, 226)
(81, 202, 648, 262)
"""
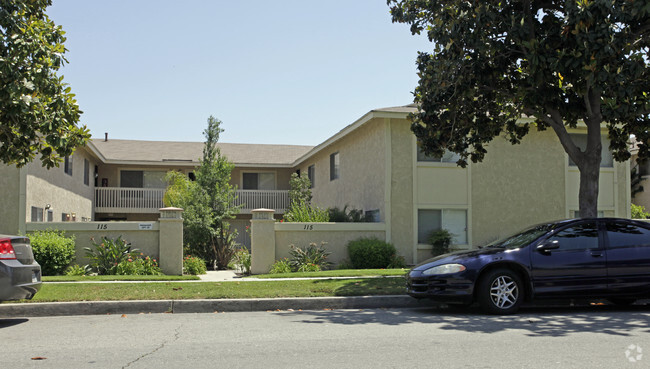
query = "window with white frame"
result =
(242, 172, 276, 190)
(330, 152, 339, 180)
(567, 133, 613, 167)
(418, 209, 467, 244)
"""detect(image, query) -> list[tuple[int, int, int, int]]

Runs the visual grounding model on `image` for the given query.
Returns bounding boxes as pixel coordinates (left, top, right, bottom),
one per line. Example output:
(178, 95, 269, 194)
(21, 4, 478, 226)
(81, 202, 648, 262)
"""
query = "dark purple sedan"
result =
(0, 235, 42, 301)
(406, 218, 650, 314)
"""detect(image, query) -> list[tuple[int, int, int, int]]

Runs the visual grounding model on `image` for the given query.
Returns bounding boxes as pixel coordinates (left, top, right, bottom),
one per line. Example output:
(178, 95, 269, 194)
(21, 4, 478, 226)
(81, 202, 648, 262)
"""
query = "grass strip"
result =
(23, 277, 406, 302)
(43, 275, 200, 282)
(250, 269, 408, 279)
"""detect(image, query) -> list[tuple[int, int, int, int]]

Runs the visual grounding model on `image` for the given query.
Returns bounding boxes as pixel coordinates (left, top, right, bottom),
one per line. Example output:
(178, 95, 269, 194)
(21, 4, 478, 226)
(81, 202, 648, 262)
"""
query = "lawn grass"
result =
(250, 269, 409, 279)
(43, 275, 200, 282)
(24, 277, 407, 302)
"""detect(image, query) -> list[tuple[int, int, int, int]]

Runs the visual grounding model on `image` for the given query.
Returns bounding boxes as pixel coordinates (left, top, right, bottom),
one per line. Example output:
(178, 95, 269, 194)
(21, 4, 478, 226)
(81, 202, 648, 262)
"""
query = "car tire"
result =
(608, 298, 637, 306)
(477, 268, 524, 315)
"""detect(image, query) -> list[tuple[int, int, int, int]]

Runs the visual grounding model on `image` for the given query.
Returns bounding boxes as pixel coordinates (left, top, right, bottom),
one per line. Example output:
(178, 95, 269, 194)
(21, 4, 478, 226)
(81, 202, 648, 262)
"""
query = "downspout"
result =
(18, 166, 27, 234)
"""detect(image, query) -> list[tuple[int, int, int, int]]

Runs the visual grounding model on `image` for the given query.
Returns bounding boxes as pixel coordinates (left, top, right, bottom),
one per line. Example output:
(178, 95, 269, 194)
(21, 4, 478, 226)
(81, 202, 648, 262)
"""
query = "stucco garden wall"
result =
(25, 208, 183, 275)
(273, 222, 387, 266)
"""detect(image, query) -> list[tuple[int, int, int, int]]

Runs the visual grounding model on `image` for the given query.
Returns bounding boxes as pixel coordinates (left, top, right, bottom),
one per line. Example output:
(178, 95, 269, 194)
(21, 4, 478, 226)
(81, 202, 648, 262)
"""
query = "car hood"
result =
(411, 247, 507, 271)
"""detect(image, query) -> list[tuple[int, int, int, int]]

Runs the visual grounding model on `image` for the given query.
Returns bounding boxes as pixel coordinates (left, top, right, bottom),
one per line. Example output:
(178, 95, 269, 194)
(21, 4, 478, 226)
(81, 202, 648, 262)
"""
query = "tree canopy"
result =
(388, 0, 649, 217)
(0, 0, 89, 168)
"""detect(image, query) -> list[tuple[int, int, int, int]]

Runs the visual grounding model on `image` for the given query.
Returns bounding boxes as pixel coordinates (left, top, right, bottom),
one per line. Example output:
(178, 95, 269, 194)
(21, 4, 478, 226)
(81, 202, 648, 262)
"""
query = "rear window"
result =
(605, 222, 650, 249)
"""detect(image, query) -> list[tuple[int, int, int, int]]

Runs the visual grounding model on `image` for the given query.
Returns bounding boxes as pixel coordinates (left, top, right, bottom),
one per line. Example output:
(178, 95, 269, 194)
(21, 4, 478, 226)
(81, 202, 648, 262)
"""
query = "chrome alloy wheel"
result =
(489, 275, 519, 309)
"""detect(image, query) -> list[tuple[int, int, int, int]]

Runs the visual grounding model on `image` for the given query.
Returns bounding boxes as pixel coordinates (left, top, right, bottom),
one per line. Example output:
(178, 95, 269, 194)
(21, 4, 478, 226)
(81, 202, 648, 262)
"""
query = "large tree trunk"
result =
(577, 158, 600, 218)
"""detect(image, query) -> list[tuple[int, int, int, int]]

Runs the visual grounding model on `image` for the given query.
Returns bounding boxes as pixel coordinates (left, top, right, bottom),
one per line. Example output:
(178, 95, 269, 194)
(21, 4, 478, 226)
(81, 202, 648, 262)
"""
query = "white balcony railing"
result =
(95, 188, 289, 214)
(232, 190, 289, 213)
(95, 187, 166, 214)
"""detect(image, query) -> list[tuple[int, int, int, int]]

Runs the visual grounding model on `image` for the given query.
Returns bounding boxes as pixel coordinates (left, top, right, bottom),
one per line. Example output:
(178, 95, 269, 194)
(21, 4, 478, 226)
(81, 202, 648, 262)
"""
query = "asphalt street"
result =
(3, 305, 650, 369)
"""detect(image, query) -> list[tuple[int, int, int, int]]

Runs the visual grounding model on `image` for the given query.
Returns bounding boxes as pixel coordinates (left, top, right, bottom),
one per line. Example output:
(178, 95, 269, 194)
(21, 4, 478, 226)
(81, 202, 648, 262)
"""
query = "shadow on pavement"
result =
(0, 318, 29, 329)
(282, 302, 650, 337)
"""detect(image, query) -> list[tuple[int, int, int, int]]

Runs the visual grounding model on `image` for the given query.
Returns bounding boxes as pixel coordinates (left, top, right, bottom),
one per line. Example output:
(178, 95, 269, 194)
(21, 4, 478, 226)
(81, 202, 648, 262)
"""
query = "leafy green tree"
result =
(164, 116, 240, 270)
(288, 172, 312, 209)
(388, 0, 649, 217)
(0, 0, 89, 168)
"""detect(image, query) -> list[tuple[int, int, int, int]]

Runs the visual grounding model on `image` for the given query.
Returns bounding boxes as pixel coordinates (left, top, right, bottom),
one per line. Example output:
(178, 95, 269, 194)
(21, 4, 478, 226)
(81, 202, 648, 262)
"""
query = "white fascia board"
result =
(84, 140, 108, 163)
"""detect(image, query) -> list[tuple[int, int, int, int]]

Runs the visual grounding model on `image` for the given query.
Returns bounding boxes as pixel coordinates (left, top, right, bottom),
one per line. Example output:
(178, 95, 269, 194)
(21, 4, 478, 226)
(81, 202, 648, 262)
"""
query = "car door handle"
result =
(590, 252, 603, 257)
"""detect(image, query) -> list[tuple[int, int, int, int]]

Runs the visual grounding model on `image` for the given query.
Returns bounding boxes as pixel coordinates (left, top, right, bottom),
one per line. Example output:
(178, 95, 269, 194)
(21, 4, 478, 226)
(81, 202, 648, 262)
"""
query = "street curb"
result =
(0, 295, 430, 317)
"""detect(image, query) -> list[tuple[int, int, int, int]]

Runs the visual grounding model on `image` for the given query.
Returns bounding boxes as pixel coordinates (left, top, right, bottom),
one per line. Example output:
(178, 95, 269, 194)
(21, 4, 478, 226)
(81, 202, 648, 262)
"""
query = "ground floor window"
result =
(31, 206, 43, 222)
(418, 209, 467, 244)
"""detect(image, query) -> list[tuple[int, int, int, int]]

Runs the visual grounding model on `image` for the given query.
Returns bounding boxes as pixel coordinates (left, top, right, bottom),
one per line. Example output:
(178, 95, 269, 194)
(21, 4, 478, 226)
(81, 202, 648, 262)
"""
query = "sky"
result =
(47, 0, 432, 146)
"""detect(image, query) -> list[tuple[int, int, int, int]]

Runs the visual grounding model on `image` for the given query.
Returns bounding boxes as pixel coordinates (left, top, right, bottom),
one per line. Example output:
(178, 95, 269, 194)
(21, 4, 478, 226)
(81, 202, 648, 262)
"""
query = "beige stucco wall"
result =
(470, 129, 567, 247)
(388, 118, 416, 264)
(273, 223, 386, 266)
(0, 165, 21, 234)
(296, 118, 387, 218)
(25, 148, 97, 225)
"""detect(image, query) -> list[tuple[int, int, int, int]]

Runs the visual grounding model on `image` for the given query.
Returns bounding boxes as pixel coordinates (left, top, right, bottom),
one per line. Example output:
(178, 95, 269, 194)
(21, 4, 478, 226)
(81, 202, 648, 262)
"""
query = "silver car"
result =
(0, 235, 42, 301)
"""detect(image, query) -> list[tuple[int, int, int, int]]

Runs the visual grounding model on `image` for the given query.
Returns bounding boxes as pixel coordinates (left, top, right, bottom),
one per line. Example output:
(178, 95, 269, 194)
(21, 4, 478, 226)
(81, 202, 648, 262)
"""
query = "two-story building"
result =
(0, 104, 631, 264)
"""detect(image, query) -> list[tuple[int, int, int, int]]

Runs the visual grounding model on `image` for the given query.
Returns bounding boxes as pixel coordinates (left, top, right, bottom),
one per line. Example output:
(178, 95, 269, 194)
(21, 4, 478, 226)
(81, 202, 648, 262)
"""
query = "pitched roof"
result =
(90, 139, 313, 167)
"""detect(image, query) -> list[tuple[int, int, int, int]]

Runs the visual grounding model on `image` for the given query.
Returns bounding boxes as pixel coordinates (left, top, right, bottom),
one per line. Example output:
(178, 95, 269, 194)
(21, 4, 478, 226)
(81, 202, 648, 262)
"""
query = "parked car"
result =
(406, 218, 650, 314)
(0, 235, 42, 301)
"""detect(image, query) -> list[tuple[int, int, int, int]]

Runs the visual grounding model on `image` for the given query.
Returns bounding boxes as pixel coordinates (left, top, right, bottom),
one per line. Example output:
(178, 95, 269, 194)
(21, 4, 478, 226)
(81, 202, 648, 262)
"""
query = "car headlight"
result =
(422, 264, 466, 276)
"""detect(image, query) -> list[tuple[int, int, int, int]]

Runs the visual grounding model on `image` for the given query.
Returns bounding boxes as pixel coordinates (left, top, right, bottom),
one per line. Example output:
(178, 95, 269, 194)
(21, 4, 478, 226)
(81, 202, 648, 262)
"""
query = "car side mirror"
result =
(537, 240, 560, 253)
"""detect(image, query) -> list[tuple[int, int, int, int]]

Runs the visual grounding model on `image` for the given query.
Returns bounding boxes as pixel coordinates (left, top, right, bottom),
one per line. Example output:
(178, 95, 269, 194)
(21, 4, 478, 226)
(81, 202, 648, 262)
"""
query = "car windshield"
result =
(485, 224, 557, 250)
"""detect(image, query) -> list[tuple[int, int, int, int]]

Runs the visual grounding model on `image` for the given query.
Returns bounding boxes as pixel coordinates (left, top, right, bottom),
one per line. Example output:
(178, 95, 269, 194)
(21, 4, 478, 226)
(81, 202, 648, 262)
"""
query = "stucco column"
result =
(250, 208, 276, 275)
(158, 207, 183, 275)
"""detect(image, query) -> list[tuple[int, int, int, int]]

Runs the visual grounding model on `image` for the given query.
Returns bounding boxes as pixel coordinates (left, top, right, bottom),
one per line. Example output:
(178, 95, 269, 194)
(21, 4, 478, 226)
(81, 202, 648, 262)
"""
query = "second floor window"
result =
(64, 155, 73, 176)
(567, 133, 613, 167)
(83, 159, 89, 186)
(330, 152, 339, 181)
(120, 170, 167, 188)
(308, 165, 315, 188)
(242, 172, 275, 190)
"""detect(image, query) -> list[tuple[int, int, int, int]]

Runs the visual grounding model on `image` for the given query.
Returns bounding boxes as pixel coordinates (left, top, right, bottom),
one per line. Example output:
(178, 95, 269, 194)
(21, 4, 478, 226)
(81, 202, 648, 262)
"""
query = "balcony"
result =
(95, 188, 289, 214)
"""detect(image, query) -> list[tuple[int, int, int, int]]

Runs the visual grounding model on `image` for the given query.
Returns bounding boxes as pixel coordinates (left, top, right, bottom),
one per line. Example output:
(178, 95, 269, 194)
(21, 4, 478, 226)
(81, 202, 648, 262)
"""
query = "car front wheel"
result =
(477, 269, 523, 315)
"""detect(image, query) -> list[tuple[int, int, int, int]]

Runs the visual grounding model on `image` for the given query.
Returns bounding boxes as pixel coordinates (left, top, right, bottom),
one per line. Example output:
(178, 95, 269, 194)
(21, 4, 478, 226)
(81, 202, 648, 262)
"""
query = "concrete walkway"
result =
(198, 270, 240, 281)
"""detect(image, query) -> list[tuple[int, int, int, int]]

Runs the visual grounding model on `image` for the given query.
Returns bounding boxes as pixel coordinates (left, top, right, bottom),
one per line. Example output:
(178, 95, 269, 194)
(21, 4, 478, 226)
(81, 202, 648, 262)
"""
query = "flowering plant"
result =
(84, 236, 137, 275)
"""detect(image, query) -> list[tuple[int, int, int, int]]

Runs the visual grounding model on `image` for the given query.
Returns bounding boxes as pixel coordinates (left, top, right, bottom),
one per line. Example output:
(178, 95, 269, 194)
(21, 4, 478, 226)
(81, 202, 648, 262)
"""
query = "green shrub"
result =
(347, 237, 398, 269)
(84, 236, 138, 275)
(29, 230, 76, 276)
(283, 200, 330, 222)
(115, 254, 162, 275)
(428, 229, 453, 256)
(183, 255, 207, 275)
(328, 205, 365, 222)
(65, 264, 90, 276)
(289, 242, 331, 271)
(269, 258, 292, 274)
(631, 204, 650, 219)
(232, 248, 252, 275)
